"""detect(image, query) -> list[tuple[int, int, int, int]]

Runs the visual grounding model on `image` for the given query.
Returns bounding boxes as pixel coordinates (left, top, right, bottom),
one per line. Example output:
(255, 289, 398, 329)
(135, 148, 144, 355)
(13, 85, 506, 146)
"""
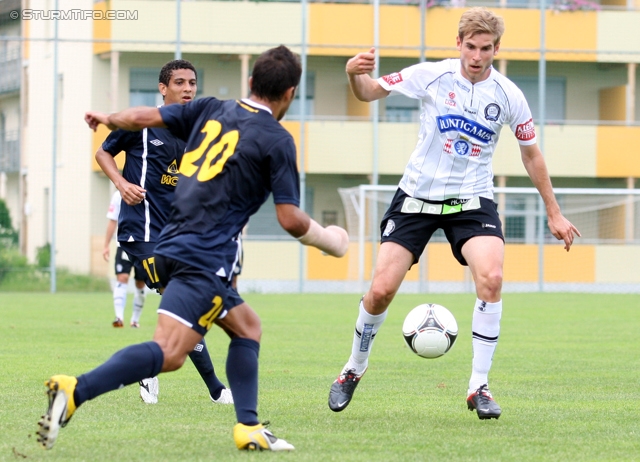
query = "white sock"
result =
(131, 288, 145, 323)
(468, 299, 502, 394)
(345, 299, 387, 375)
(113, 282, 127, 320)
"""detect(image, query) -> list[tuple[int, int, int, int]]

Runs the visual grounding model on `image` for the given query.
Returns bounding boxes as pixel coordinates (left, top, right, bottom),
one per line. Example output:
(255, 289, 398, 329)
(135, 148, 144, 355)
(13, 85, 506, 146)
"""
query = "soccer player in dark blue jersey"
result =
(94, 60, 232, 406)
(38, 46, 348, 452)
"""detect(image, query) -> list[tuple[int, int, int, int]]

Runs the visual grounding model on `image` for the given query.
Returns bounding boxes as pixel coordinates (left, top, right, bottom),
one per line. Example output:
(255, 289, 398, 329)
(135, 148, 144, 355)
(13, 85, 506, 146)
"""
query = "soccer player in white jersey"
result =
(328, 7, 580, 419)
(103, 190, 147, 328)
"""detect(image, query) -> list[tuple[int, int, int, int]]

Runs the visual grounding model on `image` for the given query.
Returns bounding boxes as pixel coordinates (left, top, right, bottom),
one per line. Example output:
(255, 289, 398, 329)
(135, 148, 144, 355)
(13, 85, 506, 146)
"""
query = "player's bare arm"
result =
(346, 47, 390, 102)
(520, 143, 581, 251)
(85, 107, 166, 132)
(103, 219, 117, 262)
(95, 147, 146, 205)
(275, 203, 349, 258)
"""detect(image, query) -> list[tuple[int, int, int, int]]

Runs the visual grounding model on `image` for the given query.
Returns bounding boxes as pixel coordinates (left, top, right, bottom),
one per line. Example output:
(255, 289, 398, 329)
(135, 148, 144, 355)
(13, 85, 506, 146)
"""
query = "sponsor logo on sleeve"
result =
(382, 72, 403, 86)
(382, 219, 396, 237)
(516, 118, 536, 141)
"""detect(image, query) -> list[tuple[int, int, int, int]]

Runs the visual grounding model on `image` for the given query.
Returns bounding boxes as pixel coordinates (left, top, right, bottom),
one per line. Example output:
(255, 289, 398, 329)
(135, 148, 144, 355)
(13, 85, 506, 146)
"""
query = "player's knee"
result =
(116, 274, 129, 284)
(368, 284, 395, 311)
(237, 310, 262, 342)
(476, 269, 503, 300)
(160, 350, 188, 372)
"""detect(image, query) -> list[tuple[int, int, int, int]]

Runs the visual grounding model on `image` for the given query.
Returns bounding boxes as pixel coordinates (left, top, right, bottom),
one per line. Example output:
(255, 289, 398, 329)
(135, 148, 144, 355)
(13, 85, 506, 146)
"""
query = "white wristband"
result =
(297, 219, 349, 258)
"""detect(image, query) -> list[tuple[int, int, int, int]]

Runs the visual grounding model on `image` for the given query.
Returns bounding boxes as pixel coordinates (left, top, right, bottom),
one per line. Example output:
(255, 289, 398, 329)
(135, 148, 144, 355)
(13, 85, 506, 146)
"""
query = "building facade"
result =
(1, 0, 639, 291)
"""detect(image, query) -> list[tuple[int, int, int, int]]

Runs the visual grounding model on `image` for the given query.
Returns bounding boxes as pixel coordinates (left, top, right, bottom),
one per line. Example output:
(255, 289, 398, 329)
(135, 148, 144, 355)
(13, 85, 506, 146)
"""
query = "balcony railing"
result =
(0, 130, 20, 173)
(0, 48, 20, 95)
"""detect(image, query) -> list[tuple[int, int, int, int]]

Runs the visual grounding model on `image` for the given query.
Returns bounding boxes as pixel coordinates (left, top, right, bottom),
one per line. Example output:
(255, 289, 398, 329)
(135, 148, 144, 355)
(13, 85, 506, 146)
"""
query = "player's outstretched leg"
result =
(139, 377, 159, 404)
(466, 384, 502, 419)
(329, 298, 386, 412)
(37, 375, 78, 450)
(328, 367, 366, 412)
(233, 423, 294, 451)
(37, 341, 164, 449)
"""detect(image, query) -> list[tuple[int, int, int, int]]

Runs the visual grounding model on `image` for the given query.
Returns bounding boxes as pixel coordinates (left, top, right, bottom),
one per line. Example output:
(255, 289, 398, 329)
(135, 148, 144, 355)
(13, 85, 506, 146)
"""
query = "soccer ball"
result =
(402, 304, 458, 359)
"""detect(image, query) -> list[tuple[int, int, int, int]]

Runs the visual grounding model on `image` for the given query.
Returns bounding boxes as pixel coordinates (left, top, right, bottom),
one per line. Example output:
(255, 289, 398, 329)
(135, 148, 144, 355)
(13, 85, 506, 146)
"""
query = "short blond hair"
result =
(458, 7, 505, 46)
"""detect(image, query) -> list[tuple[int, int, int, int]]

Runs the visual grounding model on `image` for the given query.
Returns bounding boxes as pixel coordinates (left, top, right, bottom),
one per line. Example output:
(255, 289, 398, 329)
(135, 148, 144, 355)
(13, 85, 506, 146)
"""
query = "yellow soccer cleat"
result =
(233, 422, 294, 451)
(36, 375, 78, 449)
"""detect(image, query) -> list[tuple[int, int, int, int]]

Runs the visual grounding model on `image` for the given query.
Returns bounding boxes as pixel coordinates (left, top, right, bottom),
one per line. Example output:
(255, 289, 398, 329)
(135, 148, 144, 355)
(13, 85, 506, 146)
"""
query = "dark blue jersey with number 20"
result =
(155, 97, 300, 278)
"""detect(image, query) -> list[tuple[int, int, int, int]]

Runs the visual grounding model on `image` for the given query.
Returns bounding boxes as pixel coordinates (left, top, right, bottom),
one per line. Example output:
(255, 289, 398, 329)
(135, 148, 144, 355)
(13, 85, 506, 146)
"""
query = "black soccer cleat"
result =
(328, 368, 365, 412)
(467, 384, 502, 420)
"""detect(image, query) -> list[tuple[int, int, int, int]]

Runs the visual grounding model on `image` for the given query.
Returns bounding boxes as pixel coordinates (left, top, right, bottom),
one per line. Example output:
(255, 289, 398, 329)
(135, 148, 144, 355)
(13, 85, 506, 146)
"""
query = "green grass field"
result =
(1, 292, 639, 461)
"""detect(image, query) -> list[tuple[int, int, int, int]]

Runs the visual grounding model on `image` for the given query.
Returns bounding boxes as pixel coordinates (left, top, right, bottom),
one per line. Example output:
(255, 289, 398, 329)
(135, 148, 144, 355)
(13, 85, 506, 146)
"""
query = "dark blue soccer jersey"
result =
(102, 127, 183, 243)
(154, 97, 300, 277)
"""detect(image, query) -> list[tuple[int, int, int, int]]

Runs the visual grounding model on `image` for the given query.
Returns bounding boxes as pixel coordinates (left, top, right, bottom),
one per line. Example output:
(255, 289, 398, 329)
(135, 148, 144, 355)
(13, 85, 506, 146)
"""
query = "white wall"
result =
(24, 0, 95, 271)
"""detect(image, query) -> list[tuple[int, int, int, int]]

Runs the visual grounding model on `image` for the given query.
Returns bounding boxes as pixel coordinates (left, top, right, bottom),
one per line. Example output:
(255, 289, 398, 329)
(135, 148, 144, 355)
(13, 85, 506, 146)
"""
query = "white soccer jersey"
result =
(378, 59, 536, 201)
(106, 190, 121, 222)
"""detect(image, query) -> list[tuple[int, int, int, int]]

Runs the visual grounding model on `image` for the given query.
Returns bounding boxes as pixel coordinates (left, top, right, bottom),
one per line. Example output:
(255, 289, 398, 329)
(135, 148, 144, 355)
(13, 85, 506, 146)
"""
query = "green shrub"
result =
(0, 246, 28, 282)
(36, 242, 51, 269)
(0, 198, 18, 246)
(0, 266, 110, 292)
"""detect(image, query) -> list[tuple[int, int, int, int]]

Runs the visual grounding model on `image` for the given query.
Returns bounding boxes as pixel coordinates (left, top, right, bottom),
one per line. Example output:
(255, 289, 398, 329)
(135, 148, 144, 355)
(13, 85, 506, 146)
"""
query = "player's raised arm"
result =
(346, 47, 390, 103)
(519, 143, 581, 251)
(275, 203, 349, 258)
(85, 107, 166, 132)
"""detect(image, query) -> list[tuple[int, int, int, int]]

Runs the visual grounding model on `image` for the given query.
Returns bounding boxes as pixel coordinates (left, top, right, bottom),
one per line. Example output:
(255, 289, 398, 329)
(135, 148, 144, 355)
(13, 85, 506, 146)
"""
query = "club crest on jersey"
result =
(516, 118, 536, 141)
(167, 160, 179, 174)
(161, 160, 179, 186)
(382, 72, 403, 86)
(436, 115, 495, 143)
(382, 219, 395, 237)
(484, 103, 501, 121)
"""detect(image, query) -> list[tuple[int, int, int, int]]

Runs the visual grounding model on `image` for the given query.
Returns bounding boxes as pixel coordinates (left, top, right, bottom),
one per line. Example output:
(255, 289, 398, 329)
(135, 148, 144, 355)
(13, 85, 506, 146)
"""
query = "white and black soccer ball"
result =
(402, 303, 458, 359)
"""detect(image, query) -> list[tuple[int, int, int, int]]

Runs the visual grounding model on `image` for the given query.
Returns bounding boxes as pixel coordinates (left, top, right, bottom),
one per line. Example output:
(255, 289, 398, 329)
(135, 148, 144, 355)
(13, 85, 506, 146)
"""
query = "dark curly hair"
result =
(250, 45, 301, 102)
(158, 59, 197, 86)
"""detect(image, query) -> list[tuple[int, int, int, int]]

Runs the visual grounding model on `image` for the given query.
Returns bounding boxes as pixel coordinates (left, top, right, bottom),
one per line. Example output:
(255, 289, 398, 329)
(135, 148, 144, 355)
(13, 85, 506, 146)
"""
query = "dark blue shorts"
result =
(154, 255, 244, 336)
(119, 241, 161, 289)
(380, 189, 504, 266)
(114, 247, 145, 281)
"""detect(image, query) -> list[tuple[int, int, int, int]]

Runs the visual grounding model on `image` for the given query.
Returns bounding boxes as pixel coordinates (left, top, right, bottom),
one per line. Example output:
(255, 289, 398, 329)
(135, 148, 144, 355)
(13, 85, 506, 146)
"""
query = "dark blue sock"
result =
(189, 339, 225, 399)
(226, 337, 260, 426)
(74, 341, 164, 406)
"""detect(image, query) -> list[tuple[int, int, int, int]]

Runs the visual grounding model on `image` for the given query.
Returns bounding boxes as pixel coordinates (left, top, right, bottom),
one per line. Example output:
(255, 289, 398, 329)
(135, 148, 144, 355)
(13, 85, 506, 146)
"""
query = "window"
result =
(509, 76, 566, 122)
(129, 67, 204, 107)
(245, 188, 314, 239)
(384, 94, 420, 122)
(287, 72, 315, 119)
